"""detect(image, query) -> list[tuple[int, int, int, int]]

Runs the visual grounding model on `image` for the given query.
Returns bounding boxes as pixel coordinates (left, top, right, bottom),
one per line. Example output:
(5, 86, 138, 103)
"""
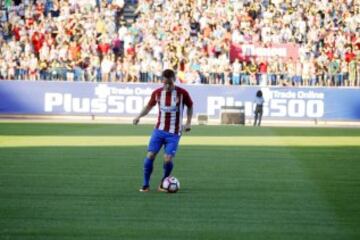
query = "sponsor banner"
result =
(230, 42, 299, 62)
(1, 81, 360, 121)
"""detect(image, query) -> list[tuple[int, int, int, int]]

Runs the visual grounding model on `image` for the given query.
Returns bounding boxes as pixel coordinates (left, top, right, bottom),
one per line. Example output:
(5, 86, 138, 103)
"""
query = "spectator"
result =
(253, 90, 264, 127)
(232, 58, 241, 85)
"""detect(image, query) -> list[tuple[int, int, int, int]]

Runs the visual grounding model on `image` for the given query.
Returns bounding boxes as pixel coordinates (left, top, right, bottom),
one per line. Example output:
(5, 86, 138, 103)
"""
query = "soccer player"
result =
(133, 69, 193, 192)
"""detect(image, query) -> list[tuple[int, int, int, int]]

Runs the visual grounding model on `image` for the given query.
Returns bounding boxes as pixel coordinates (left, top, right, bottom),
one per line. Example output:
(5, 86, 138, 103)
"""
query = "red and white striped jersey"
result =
(147, 86, 193, 135)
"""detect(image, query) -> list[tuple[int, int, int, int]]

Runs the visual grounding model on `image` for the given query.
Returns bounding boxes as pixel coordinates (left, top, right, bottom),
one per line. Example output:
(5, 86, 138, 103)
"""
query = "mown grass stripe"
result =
(1, 136, 360, 147)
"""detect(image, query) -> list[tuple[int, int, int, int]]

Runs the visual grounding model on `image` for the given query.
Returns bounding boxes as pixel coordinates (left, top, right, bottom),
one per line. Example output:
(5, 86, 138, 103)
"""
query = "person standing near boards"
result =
(254, 90, 264, 126)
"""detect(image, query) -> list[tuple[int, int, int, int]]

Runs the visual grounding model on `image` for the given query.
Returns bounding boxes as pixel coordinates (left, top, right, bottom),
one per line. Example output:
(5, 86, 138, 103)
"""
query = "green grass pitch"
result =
(0, 123, 360, 240)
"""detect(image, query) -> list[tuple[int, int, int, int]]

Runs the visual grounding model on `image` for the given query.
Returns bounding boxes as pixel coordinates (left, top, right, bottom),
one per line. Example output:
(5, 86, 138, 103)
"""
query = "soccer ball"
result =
(162, 176, 180, 193)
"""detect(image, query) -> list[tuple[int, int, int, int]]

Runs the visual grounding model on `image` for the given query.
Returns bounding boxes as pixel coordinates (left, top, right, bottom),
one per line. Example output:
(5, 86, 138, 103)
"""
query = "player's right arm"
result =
(133, 105, 153, 125)
(133, 90, 158, 125)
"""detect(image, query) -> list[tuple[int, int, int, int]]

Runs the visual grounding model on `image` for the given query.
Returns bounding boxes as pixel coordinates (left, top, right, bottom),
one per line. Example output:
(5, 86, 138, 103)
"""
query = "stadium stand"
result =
(0, 0, 359, 86)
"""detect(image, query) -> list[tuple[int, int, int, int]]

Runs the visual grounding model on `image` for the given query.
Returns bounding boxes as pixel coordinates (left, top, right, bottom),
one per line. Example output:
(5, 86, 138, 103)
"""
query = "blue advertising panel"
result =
(0, 81, 360, 121)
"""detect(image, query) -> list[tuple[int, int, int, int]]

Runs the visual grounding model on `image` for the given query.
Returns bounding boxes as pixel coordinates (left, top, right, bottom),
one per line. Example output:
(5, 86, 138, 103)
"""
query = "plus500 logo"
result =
(266, 99, 324, 118)
(208, 97, 324, 118)
(44, 93, 153, 114)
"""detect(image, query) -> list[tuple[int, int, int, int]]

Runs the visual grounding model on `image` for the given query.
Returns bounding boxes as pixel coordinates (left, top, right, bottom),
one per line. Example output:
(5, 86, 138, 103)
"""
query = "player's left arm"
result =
(183, 90, 193, 132)
(184, 106, 193, 132)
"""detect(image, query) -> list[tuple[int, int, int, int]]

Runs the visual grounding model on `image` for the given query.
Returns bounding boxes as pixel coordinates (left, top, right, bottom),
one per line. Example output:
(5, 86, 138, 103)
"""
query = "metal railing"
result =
(1, 68, 359, 87)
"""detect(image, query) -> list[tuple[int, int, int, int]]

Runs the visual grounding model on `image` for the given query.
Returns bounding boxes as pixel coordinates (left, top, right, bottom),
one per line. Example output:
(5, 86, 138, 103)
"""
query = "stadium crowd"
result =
(0, 0, 359, 87)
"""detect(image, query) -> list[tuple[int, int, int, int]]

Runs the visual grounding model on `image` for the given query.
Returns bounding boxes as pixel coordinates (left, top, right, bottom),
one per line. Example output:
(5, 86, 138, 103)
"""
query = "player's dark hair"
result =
(162, 69, 175, 81)
(256, 90, 263, 97)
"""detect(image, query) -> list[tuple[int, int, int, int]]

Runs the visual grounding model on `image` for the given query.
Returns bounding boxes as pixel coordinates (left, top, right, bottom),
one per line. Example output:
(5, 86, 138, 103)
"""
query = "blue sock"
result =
(143, 158, 154, 187)
(163, 161, 173, 180)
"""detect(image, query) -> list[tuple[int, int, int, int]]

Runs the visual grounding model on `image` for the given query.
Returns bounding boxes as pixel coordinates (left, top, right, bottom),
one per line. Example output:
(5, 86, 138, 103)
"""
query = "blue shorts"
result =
(148, 129, 181, 156)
